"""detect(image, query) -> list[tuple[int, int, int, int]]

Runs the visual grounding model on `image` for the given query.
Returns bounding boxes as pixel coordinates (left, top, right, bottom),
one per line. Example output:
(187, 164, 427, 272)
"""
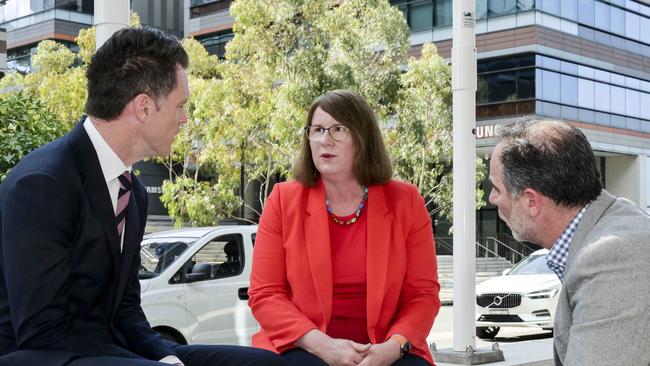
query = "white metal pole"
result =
(452, 0, 477, 353)
(94, 0, 129, 49)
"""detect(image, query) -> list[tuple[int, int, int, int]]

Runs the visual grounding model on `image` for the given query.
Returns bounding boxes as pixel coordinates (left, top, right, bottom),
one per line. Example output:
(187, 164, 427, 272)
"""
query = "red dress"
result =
(325, 208, 370, 344)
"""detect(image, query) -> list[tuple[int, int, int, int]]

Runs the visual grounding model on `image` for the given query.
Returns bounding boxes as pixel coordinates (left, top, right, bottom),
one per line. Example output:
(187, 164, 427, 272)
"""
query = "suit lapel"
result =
(565, 190, 614, 269)
(69, 122, 122, 277)
(555, 190, 614, 351)
(304, 180, 333, 325)
(366, 185, 392, 334)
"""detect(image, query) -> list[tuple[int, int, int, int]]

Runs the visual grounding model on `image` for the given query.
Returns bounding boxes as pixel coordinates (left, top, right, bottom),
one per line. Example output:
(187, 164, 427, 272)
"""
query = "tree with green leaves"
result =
(389, 43, 486, 221)
(0, 92, 65, 181)
(162, 0, 485, 227)
(0, 40, 87, 129)
(161, 0, 413, 226)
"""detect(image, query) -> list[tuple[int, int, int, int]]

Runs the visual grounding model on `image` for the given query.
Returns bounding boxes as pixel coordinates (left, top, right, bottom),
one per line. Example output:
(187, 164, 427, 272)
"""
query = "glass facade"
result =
(6, 44, 35, 74)
(476, 54, 536, 118)
(394, 1, 650, 56)
(477, 54, 535, 104)
(0, 0, 93, 31)
(475, 53, 650, 132)
(196, 30, 234, 59)
(647, 157, 650, 212)
(540, 0, 650, 56)
(392, 0, 535, 31)
(190, 0, 231, 19)
(7, 40, 78, 74)
(536, 54, 650, 131)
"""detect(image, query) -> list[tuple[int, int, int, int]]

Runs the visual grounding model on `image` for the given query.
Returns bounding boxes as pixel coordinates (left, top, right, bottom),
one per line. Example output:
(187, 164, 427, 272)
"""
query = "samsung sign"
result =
(475, 124, 502, 139)
(145, 186, 163, 194)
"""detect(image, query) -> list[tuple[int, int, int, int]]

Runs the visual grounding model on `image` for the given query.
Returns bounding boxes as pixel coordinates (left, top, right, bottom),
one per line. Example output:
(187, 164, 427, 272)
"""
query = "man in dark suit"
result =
(0, 27, 288, 366)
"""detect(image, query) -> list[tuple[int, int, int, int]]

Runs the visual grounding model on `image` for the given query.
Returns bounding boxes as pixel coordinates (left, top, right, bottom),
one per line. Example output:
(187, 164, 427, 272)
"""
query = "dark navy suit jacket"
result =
(0, 122, 174, 365)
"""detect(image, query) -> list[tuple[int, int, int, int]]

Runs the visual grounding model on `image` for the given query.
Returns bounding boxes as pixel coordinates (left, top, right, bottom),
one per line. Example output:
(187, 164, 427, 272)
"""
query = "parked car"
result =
(139, 225, 258, 346)
(475, 249, 560, 339)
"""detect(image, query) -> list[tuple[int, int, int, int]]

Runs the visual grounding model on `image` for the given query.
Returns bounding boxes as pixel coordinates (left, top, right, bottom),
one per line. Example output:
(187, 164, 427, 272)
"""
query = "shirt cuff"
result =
(159, 355, 184, 365)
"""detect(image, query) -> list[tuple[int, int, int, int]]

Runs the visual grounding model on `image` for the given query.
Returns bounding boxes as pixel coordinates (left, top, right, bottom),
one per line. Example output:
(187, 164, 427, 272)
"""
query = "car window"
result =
(185, 233, 245, 282)
(140, 239, 193, 279)
(508, 254, 554, 275)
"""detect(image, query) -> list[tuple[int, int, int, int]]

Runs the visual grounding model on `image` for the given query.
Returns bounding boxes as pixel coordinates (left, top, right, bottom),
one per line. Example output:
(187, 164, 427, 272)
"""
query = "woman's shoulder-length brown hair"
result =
(293, 89, 393, 187)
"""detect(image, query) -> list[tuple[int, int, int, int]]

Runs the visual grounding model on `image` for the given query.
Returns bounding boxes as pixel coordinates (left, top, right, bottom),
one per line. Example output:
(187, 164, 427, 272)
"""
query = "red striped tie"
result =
(116, 171, 132, 238)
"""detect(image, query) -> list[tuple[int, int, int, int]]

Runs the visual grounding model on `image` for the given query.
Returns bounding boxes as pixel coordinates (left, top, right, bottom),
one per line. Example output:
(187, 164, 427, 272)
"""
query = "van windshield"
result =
(139, 238, 195, 279)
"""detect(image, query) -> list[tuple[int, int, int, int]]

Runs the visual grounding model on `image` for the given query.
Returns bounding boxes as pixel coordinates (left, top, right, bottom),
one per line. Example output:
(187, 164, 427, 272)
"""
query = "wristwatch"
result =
(390, 334, 411, 358)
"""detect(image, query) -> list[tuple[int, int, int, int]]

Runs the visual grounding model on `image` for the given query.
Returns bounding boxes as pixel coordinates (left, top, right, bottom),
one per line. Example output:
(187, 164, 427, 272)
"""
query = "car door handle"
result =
(238, 287, 249, 300)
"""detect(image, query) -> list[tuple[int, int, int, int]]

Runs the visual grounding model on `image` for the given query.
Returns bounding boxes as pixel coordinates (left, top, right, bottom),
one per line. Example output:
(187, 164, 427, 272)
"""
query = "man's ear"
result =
(132, 93, 152, 122)
(520, 188, 544, 217)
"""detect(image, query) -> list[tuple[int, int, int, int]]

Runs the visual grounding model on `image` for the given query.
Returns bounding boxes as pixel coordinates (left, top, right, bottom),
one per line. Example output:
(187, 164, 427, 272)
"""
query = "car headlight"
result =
(524, 287, 559, 299)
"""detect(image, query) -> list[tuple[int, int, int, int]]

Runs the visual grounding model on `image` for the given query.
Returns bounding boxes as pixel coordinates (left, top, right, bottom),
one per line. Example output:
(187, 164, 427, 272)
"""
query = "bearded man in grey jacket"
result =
(488, 120, 650, 366)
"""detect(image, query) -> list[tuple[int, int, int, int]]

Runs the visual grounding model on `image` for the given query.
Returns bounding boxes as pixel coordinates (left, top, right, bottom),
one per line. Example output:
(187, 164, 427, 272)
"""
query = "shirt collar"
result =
(83, 117, 131, 183)
(546, 203, 590, 281)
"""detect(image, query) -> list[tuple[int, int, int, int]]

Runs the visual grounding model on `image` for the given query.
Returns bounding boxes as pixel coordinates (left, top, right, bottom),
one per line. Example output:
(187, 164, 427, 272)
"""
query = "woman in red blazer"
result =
(249, 90, 441, 366)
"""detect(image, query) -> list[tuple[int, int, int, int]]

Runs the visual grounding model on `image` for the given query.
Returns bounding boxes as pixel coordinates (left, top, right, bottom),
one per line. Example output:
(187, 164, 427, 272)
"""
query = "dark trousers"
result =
(0, 345, 289, 366)
(281, 348, 429, 366)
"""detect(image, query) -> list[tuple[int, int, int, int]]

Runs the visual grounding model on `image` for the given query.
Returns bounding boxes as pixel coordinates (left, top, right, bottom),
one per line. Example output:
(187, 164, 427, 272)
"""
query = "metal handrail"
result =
(436, 238, 454, 254)
(475, 240, 502, 259)
(436, 237, 510, 272)
(499, 232, 541, 252)
(485, 236, 527, 259)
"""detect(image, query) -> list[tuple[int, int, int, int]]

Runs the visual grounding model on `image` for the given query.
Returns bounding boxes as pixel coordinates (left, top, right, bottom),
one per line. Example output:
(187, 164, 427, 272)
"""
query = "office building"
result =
(0, 0, 183, 74)
(2, 0, 648, 235)
(390, 0, 650, 243)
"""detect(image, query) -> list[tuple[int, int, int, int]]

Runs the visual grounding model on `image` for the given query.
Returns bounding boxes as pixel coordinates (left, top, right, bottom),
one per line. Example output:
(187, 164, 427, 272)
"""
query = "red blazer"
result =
(249, 179, 440, 365)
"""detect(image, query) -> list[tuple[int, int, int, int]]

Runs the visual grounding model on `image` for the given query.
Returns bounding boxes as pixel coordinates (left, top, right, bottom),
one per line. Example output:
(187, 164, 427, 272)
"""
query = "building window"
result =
(410, 1, 433, 31)
(577, 0, 595, 27)
(536, 54, 650, 129)
(476, 54, 536, 111)
(190, 0, 232, 19)
(392, 0, 534, 32)
(646, 157, 650, 213)
(196, 30, 234, 59)
(6, 44, 36, 74)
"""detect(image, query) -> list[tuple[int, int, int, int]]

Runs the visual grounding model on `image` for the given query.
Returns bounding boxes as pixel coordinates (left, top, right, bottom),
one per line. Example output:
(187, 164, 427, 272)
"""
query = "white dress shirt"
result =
(83, 118, 131, 251)
(83, 118, 183, 366)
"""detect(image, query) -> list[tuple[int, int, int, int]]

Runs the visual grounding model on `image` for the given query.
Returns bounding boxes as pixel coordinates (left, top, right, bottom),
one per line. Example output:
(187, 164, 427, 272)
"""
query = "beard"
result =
(506, 202, 537, 243)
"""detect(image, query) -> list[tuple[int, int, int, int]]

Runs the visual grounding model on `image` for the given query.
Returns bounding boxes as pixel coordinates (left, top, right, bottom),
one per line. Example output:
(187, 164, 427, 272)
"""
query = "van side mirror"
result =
(185, 272, 209, 283)
(185, 263, 213, 283)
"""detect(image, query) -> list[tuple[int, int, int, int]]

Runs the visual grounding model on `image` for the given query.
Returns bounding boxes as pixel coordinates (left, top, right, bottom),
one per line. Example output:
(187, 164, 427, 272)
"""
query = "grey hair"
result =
(496, 120, 602, 207)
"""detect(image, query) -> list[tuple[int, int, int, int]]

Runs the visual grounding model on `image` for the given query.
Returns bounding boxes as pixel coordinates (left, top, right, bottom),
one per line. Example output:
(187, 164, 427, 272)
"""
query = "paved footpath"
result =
(428, 306, 554, 366)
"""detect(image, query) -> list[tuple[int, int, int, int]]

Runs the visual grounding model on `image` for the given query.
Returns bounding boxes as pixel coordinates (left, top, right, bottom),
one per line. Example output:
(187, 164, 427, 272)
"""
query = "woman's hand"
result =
(296, 329, 370, 366)
(356, 340, 401, 366)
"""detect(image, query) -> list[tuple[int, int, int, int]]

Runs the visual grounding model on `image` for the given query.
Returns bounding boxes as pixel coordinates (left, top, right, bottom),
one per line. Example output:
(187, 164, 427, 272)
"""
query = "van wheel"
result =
(476, 326, 500, 339)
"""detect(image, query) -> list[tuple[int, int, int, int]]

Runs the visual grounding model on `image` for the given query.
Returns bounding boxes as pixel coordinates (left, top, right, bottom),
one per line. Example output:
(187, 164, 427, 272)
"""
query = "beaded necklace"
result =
(326, 186, 368, 226)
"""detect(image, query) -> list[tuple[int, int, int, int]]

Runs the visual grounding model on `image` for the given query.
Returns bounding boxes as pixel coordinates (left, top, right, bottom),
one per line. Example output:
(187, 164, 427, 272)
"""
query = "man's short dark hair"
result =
(293, 89, 393, 187)
(85, 26, 189, 120)
(497, 120, 602, 207)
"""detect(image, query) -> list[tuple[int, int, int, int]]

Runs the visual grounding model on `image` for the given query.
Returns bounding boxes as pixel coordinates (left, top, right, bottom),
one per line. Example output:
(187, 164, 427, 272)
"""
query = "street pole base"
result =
(433, 348, 505, 365)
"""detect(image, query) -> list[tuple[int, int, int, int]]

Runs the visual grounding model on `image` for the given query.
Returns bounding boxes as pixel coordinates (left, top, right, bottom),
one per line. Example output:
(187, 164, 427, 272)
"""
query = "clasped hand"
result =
(316, 338, 401, 366)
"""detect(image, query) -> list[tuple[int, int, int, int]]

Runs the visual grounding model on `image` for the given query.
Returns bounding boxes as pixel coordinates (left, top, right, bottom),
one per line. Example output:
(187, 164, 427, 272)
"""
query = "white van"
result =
(139, 225, 258, 346)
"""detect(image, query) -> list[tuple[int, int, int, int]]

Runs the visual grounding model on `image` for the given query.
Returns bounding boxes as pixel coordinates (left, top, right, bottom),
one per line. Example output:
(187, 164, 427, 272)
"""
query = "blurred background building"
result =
(1, 0, 648, 242)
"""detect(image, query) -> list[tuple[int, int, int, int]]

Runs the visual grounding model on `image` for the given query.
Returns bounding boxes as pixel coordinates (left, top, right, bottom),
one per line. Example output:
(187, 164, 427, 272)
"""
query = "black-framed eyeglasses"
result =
(305, 125, 351, 142)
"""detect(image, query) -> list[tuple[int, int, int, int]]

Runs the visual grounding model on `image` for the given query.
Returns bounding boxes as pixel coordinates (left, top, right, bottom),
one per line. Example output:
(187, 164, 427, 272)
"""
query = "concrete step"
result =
(437, 255, 513, 305)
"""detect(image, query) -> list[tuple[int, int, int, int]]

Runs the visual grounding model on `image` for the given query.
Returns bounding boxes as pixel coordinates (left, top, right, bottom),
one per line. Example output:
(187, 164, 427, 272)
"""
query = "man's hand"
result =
(159, 355, 184, 365)
(356, 340, 401, 366)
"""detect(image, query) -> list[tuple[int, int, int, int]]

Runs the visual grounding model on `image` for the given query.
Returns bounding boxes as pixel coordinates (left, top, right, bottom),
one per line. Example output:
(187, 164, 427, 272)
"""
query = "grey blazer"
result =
(554, 190, 650, 366)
